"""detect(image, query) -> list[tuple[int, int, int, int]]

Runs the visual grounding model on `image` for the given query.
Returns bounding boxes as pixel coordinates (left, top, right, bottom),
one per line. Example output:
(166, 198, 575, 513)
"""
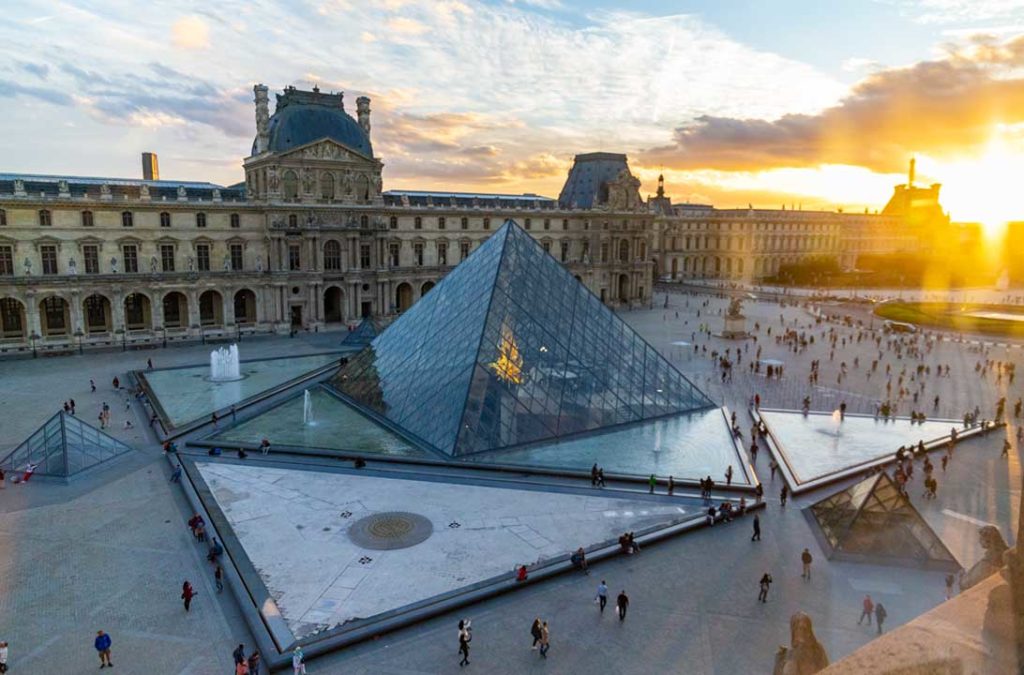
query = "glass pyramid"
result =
(341, 317, 383, 348)
(329, 219, 714, 456)
(0, 411, 134, 481)
(808, 472, 960, 571)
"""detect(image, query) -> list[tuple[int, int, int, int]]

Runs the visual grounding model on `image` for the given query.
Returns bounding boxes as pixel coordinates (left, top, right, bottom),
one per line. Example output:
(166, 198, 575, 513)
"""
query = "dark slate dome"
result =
(252, 87, 373, 158)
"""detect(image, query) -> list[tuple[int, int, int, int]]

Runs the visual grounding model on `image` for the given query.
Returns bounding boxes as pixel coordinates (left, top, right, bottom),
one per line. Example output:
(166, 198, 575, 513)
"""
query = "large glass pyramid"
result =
(808, 472, 960, 571)
(0, 411, 134, 481)
(329, 219, 714, 456)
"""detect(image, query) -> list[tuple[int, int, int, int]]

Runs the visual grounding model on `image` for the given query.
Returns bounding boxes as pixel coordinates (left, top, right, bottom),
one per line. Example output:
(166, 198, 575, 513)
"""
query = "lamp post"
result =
(74, 329, 83, 356)
(29, 331, 39, 359)
(160, 326, 167, 349)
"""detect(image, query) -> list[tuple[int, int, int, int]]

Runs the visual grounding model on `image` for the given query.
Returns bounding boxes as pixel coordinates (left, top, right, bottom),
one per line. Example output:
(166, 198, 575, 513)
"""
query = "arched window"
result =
(282, 170, 298, 201)
(324, 240, 342, 270)
(320, 172, 335, 200)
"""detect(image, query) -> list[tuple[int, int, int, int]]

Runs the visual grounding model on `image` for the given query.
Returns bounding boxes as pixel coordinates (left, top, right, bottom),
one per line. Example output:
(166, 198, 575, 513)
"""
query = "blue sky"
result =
(3, 0, 1024, 216)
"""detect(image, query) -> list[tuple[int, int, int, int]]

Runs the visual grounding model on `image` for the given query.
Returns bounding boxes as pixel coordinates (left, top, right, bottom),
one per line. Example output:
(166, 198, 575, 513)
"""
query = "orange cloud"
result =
(644, 34, 1024, 174)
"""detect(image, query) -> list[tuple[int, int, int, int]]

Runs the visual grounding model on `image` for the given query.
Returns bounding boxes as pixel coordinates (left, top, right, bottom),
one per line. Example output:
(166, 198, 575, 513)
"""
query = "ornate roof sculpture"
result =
(557, 152, 642, 210)
(0, 411, 133, 482)
(252, 85, 373, 158)
(329, 219, 714, 456)
(807, 472, 960, 571)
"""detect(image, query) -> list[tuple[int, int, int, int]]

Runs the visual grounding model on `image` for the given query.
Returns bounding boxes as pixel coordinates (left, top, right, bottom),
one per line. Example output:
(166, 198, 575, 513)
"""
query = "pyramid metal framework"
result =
(330, 220, 715, 457)
(0, 411, 134, 481)
(341, 317, 384, 348)
(808, 472, 960, 571)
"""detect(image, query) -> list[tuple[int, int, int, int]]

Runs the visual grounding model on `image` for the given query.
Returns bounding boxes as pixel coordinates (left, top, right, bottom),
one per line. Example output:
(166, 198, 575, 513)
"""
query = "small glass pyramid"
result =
(0, 411, 134, 481)
(341, 317, 383, 347)
(808, 472, 960, 571)
(330, 219, 714, 456)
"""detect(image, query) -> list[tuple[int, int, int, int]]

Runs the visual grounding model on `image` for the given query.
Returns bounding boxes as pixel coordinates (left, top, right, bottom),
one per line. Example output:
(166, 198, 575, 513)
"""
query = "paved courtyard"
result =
(0, 288, 1020, 673)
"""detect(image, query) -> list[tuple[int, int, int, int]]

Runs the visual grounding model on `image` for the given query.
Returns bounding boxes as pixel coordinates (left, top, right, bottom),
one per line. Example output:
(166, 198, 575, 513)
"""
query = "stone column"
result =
(25, 294, 42, 338)
(223, 289, 235, 326)
(69, 291, 83, 334)
(186, 290, 200, 330)
(111, 292, 126, 333)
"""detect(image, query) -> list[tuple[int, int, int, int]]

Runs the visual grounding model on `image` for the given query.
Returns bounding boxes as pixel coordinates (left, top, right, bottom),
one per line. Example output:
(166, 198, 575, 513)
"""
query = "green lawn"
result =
(874, 302, 1024, 337)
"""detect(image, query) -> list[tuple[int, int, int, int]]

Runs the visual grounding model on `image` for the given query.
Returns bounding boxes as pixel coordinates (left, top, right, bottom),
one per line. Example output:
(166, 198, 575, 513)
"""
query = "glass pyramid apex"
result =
(0, 411, 134, 481)
(330, 219, 715, 456)
(342, 317, 384, 347)
(808, 472, 960, 570)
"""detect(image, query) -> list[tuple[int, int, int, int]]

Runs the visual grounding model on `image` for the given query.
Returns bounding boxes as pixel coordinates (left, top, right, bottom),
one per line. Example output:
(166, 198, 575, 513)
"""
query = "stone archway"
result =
(323, 286, 345, 324)
(395, 282, 413, 313)
(124, 293, 152, 331)
(420, 281, 435, 296)
(234, 289, 257, 324)
(199, 290, 224, 327)
(83, 293, 112, 334)
(0, 297, 27, 339)
(39, 296, 70, 336)
(163, 292, 188, 328)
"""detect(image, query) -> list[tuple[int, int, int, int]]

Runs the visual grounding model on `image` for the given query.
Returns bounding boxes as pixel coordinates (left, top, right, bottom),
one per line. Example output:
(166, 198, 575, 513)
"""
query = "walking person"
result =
(875, 602, 887, 634)
(751, 514, 761, 541)
(616, 590, 629, 621)
(169, 465, 182, 483)
(945, 573, 955, 600)
(94, 630, 113, 669)
(538, 621, 550, 658)
(725, 464, 734, 486)
(90, 378, 96, 393)
(247, 649, 261, 675)
(596, 468, 606, 488)
(292, 646, 307, 675)
(591, 463, 598, 487)
(181, 580, 196, 612)
(0, 640, 8, 674)
(233, 644, 246, 667)
(596, 580, 608, 612)
(648, 474, 657, 494)
(458, 620, 471, 667)
(780, 484, 788, 507)
(758, 573, 773, 602)
(858, 594, 874, 625)
(801, 548, 813, 580)
(530, 618, 542, 649)
(215, 564, 224, 593)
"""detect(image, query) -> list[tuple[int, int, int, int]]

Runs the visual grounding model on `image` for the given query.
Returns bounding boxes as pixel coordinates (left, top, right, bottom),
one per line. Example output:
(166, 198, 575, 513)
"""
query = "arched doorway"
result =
(323, 286, 345, 324)
(39, 296, 69, 336)
(163, 292, 188, 328)
(199, 290, 224, 327)
(420, 281, 435, 296)
(123, 293, 152, 331)
(83, 294, 112, 334)
(671, 258, 678, 279)
(0, 298, 27, 339)
(395, 282, 413, 313)
(618, 274, 629, 303)
(234, 289, 257, 324)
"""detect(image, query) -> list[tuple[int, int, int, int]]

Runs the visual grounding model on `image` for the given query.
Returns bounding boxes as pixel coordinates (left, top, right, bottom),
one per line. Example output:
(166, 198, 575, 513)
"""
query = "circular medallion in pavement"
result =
(348, 512, 433, 550)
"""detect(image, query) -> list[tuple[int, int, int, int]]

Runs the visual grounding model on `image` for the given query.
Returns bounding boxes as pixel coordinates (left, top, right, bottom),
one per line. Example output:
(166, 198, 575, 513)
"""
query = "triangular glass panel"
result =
(341, 317, 384, 348)
(0, 411, 133, 481)
(329, 220, 714, 456)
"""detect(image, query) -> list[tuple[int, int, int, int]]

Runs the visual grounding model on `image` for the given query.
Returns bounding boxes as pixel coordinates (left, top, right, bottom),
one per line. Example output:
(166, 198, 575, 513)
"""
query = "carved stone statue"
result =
(302, 168, 314, 194)
(100, 183, 112, 199)
(139, 184, 150, 199)
(212, 188, 221, 202)
(256, 256, 264, 273)
(400, 193, 410, 207)
(13, 179, 25, 196)
(68, 257, 77, 275)
(342, 171, 353, 195)
(187, 255, 195, 272)
(370, 174, 381, 196)
(223, 255, 231, 271)
(57, 179, 70, 195)
(109, 257, 118, 274)
(150, 256, 158, 273)
(961, 525, 1010, 590)
(268, 167, 279, 191)
(772, 612, 829, 675)
(177, 186, 187, 200)
(727, 297, 744, 318)
(23, 257, 31, 275)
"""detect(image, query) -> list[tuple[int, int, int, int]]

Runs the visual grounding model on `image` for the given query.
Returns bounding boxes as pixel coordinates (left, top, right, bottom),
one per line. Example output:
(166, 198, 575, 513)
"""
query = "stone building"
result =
(0, 85, 656, 355)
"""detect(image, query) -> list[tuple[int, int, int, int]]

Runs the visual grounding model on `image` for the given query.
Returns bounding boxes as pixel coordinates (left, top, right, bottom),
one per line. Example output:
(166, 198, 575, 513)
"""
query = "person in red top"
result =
(181, 580, 196, 612)
(858, 594, 874, 625)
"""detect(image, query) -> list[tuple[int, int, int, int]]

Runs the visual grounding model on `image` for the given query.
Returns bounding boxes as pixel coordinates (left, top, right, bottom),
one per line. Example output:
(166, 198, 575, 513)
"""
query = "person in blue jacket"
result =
(94, 630, 112, 668)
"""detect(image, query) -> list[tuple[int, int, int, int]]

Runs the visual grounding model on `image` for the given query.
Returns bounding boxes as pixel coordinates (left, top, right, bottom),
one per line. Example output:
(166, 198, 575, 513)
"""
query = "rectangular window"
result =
(41, 245, 58, 275)
(389, 216, 398, 229)
(161, 244, 175, 272)
(0, 209, 6, 226)
(160, 212, 171, 228)
(196, 213, 207, 228)
(542, 241, 551, 254)
(438, 217, 446, 230)
(460, 217, 468, 230)
(123, 245, 138, 273)
(600, 242, 609, 263)
(414, 242, 424, 266)
(230, 243, 244, 271)
(230, 213, 240, 228)
(121, 211, 133, 227)
(562, 219, 568, 230)
(196, 244, 210, 271)
(83, 245, 99, 274)
(483, 218, 490, 230)
(524, 218, 532, 230)
(414, 216, 422, 230)
(81, 211, 94, 227)
(560, 240, 569, 262)
(438, 242, 447, 266)
(544, 219, 550, 230)
(0, 246, 12, 276)
(389, 243, 400, 267)
(39, 210, 51, 226)
(582, 240, 590, 259)
(360, 244, 371, 268)
(288, 244, 301, 271)
(460, 241, 470, 260)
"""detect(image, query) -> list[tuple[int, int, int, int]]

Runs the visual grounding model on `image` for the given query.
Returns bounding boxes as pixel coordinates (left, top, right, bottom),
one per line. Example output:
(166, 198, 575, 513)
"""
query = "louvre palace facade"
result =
(0, 84, 928, 355)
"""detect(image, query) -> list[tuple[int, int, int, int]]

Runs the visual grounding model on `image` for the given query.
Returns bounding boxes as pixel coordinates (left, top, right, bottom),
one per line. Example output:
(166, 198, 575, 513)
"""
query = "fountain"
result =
(830, 409, 843, 436)
(303, 389, 315, 426)
(209, 344, 242, 382)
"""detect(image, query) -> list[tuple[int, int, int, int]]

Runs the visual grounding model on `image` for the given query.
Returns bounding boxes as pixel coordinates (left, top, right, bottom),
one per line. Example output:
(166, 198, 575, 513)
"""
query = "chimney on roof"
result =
(356, 96, 371, 136)
(253, 84, 270, 154)
(142, 152, 159, 181)
(908, 157, 915, 188)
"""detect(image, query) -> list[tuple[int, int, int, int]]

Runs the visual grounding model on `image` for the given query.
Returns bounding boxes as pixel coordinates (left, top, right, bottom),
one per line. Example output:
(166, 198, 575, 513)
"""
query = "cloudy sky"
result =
(3, 0, 1024, 223)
